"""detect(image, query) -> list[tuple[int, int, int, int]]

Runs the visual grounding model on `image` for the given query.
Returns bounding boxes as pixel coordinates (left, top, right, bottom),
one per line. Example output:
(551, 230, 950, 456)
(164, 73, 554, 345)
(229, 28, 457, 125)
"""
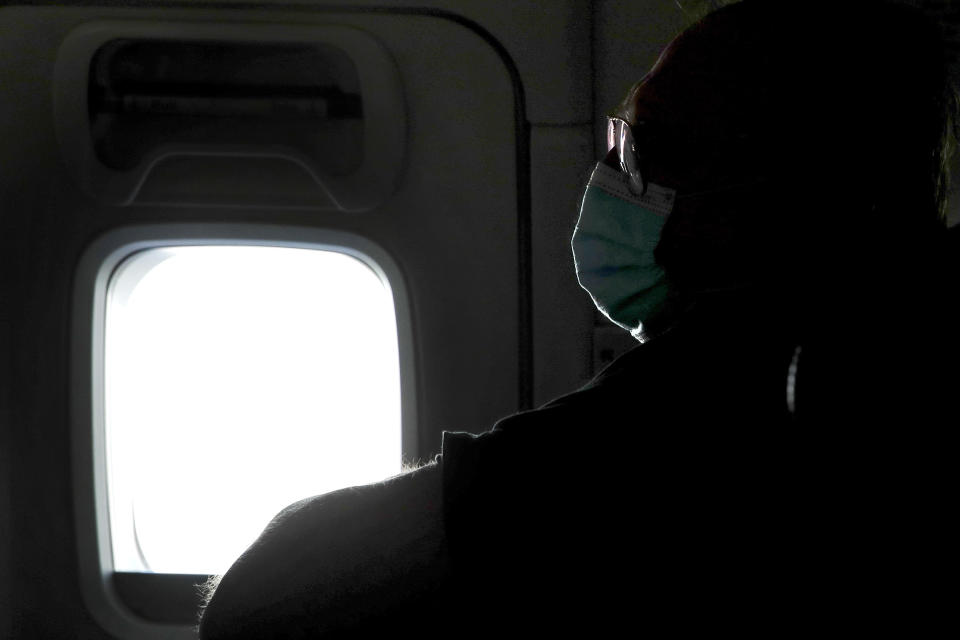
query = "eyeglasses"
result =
(607, 116, 647, 196)
(608, 114, 759, 198)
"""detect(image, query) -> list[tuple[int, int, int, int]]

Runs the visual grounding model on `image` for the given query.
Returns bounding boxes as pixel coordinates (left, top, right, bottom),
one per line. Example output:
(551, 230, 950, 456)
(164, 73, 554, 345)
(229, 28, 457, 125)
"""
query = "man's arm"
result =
(198, 463, 450, 639)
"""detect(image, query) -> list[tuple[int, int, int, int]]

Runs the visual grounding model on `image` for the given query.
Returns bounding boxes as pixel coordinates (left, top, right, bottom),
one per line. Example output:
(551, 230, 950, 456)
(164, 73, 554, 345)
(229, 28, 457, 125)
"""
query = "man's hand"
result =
(198, 463, 449, 639)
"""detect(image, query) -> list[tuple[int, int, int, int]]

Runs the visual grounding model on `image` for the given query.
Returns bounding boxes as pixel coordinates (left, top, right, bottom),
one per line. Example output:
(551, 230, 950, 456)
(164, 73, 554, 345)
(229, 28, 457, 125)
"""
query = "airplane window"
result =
(104, 245, 401, 575)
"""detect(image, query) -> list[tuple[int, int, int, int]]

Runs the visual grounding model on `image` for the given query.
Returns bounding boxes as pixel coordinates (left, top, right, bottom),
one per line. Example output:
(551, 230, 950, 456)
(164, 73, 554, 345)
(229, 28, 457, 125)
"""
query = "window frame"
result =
(71, 223, 417, 639)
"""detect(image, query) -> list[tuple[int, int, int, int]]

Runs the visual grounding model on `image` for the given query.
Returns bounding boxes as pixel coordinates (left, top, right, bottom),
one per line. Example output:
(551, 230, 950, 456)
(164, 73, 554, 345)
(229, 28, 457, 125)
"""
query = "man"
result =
(200, 1, 956, 636)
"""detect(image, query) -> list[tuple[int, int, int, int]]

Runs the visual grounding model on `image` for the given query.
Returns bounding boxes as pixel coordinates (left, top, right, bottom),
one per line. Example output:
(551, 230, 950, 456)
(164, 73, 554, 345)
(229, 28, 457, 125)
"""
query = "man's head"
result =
(612, 0, 955, 301)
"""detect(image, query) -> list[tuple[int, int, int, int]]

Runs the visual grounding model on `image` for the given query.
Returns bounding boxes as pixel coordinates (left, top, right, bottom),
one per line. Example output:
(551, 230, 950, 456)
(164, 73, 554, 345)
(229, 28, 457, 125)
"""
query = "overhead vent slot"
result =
(88, 40, 364, 176)
(55, 22, 407, 211)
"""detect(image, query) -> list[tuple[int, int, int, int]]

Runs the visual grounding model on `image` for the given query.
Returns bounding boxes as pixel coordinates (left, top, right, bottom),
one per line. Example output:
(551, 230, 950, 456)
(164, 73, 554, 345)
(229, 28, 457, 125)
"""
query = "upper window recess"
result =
(55, 22, 407, 210)
(105, 245, 402, 575)
(89, 40, 364, 175)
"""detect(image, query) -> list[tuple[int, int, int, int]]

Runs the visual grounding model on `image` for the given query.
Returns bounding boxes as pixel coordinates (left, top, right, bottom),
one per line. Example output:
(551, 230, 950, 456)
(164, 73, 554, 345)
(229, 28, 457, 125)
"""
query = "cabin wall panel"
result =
(56, 9, 517, 435)
(3, 156, 104, 639)
(0, 418, 11, 640)
(3, 6, 521, 635)
(352, 0, 594, 124)
(0, 7, 107, 636)
(530, 124, 596, 406)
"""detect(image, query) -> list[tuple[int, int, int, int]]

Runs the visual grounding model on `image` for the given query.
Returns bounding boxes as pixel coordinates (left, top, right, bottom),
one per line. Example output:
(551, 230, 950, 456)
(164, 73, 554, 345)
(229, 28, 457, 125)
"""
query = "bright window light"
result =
(104, 245, 402, 575)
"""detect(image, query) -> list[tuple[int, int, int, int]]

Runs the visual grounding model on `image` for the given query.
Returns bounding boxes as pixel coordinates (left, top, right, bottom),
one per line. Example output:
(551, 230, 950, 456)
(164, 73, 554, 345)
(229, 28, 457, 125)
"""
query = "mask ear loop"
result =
(620, 124, 647, 196)
(786, 345, 802, 419)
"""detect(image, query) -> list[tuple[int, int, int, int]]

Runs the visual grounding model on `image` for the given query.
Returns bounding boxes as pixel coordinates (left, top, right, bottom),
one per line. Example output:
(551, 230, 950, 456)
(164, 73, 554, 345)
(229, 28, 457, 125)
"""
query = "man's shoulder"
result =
(199, 465, 450, 639)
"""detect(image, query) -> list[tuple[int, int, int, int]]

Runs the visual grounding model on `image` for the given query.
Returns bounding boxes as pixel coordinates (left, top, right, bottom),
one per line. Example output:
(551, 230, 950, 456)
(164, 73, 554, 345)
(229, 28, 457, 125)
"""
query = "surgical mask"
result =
(572, 162, 677, 340)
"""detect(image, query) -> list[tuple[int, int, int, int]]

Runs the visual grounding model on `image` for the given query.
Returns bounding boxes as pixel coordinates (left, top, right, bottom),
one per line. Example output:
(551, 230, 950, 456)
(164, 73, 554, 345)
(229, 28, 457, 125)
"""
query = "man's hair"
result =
(683, 0, 958, 231)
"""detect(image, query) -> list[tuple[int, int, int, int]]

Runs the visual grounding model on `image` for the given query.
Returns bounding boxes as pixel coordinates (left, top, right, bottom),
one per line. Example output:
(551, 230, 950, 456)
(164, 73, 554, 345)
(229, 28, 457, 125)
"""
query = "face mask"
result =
(571, 162, 677, 340)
